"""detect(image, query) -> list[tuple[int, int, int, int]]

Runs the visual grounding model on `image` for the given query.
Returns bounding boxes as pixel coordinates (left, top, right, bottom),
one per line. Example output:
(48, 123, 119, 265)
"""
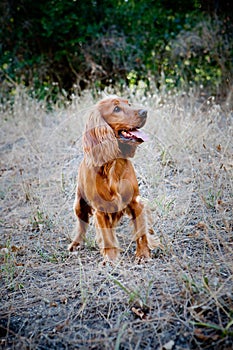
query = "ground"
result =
(0, 88, 232, 349)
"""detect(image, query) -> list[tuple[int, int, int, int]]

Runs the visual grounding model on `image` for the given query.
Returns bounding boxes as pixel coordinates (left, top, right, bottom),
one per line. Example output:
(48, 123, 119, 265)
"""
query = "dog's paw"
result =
(101, 247, 120, 266)
(68, 241, 81, 252)
(135, 254, 152, 264)
(102, 258, 115, 267)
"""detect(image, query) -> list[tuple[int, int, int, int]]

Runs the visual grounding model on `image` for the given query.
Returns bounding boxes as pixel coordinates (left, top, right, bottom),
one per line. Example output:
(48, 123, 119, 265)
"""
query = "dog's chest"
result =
(89, 159, 135, 211)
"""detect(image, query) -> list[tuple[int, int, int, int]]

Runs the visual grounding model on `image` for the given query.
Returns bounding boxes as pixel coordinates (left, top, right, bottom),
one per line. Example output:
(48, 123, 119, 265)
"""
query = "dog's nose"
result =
(138, 109, 147, 119)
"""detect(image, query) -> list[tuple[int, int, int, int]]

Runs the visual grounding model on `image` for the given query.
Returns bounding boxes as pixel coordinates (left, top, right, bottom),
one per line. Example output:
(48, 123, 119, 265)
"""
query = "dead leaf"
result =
(60, 296, 68, 304)
(11, 245, 22, 252)
(196, 222, 208, 233)
(50, 302, 58, 307)
(53, 319, 69, 332)
(182, 177, 192, 184)
(194, 328, 220, 341)
(188, 231, 200, 238)
(131, 306, 149, 320)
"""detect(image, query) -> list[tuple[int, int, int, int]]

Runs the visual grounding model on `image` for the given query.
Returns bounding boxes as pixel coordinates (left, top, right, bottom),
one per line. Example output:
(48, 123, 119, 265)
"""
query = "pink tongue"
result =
(129, 129, 149, 141)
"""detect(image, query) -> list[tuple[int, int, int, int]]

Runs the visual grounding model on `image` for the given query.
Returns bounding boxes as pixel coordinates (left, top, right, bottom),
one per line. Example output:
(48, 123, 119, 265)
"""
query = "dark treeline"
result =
(0, 0, 232, 98)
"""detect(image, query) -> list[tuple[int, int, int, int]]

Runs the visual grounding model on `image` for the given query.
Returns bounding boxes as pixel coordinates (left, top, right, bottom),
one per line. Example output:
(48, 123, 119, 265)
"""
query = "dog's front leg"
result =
(68, 191, 92, 252)
(94, 211, 120, 264)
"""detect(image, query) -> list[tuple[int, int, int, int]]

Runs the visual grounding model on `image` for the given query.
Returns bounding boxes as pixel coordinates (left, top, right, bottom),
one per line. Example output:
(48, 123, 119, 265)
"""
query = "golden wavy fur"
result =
(68, 96, 162, 263)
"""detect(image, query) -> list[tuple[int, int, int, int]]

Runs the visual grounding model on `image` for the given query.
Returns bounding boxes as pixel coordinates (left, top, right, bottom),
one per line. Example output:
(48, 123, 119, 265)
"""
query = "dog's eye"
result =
(113, 106, 121, 112)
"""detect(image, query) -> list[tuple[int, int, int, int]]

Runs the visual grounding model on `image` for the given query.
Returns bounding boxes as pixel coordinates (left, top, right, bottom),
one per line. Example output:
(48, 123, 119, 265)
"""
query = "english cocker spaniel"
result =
(68, 96, 161, 263)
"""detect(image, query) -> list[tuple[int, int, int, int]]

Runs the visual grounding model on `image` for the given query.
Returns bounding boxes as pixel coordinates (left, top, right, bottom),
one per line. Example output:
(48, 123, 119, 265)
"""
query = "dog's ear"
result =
(83, 108, 119, 167)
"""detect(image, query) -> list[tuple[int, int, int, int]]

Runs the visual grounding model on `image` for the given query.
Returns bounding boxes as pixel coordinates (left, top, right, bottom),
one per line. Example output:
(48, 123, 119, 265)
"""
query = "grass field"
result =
(0, 87, 232, 349)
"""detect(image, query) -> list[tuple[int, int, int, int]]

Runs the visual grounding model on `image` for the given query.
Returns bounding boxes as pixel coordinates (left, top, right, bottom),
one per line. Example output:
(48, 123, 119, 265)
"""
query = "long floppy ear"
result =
(82, 108, 119, 167)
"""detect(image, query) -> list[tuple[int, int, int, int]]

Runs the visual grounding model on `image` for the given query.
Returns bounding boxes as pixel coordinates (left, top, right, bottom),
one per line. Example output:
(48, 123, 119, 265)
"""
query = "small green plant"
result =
(84, 236, 97, 251)
(110, 276, 153, 312)
(37, 248, 68, 263)
(182, 273, 203, 294)
(191, 319, 233, 337)
(111, 278, 142, 305)
(114, 323, 128, 350)
(154, 196, 175, 216)
(159, 148, 174, 167)
(203, 189, 222, 209)
(1, 242, 15, 287)
(31, 210, 53, 231)
(1, 240, 24, 290)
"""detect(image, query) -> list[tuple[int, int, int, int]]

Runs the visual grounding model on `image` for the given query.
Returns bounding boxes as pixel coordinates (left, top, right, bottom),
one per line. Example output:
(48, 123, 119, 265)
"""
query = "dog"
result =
(68, 96, 161, 263)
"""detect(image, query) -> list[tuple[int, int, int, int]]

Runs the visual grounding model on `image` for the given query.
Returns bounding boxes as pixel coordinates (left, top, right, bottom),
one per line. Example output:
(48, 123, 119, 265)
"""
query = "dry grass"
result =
(0, 87, 233, 349)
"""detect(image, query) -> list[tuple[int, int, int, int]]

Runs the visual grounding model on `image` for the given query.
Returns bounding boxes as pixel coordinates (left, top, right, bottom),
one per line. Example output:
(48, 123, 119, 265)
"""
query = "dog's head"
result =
(83, 96, 149, 167)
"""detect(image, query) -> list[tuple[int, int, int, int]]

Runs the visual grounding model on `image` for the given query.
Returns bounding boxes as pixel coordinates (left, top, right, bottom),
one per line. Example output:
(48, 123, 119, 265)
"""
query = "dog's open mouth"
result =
(119, 128, 149, 143)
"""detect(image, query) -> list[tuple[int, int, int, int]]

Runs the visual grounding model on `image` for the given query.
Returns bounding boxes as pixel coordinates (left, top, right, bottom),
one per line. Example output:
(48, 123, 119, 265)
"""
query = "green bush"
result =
(0, 0, 232, 99)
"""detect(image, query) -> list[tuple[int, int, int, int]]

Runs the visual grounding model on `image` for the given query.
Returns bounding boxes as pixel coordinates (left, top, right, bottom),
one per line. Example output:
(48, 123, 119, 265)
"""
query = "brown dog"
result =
(68, 96, 161, 263)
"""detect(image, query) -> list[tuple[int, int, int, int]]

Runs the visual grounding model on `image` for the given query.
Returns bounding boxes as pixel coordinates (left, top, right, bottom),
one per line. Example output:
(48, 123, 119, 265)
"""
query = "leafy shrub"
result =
(164, 16, 232, 94)
(0, 0, 232, 99)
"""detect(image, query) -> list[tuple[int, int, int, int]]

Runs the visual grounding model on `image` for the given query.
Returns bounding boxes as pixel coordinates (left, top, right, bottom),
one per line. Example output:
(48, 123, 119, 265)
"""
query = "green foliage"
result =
(0, 0, 232, 99)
